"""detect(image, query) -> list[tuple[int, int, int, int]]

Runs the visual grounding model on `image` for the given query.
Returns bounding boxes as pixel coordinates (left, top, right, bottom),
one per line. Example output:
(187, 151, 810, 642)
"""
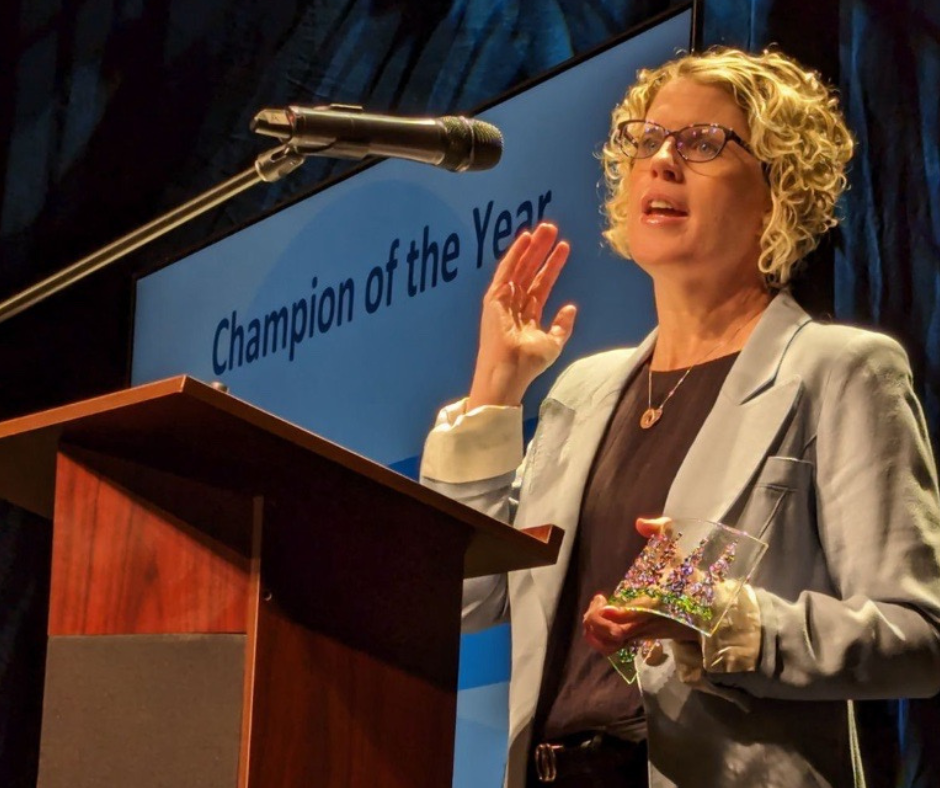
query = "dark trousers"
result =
(526, 733, 649, 788)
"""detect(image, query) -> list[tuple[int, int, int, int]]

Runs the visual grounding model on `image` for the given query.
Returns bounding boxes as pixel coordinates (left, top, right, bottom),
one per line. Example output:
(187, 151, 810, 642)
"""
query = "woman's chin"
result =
(629, 252, 696, 280)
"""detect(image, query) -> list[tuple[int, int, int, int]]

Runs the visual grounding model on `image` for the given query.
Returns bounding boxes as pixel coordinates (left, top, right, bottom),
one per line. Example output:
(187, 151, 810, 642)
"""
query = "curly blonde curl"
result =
(602, 47, 854, 288)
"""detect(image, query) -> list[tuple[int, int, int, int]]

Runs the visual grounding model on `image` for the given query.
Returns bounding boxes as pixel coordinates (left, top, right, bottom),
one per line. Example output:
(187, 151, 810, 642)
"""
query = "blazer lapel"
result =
(517, 292, 811, 628)
(664, 292, 812, 523)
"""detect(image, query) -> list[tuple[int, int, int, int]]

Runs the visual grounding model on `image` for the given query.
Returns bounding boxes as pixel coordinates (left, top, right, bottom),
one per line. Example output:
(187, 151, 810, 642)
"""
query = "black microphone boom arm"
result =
(0, 144, 309, 325)
(0, 105, 502, 323)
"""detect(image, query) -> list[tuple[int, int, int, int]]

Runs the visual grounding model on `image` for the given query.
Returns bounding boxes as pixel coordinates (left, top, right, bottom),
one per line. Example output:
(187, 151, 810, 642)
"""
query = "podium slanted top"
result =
(0, 375, 561, 578)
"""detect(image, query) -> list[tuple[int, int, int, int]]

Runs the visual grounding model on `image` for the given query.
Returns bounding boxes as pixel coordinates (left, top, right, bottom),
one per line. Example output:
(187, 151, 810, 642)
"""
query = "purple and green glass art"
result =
(606, 519, 767, 684)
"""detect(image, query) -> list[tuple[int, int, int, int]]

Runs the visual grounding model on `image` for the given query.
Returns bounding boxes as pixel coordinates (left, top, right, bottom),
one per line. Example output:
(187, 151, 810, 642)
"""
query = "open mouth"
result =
(644, 199, 688, 217)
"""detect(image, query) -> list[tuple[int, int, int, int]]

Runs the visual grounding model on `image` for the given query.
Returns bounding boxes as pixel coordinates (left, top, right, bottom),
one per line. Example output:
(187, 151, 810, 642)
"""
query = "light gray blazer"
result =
(423, 292, 940, 787)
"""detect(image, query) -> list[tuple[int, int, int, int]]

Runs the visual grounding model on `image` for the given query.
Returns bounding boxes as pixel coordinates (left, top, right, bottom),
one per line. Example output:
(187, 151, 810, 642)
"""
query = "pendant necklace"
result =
(640, 364, 693, 429)
(640, 309, 763, 430)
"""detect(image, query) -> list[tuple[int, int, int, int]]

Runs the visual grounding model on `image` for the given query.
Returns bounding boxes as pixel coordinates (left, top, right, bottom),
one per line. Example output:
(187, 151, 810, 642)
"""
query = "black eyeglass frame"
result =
(615, 119, 758, 163)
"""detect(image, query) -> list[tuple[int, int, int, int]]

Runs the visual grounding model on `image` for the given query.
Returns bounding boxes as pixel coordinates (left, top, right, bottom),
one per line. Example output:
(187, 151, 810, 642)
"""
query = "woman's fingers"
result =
(548, 304, 578, 346)
(518, 239, 571, 327)
(583, 629, 617, 655)
(488, 224, 568, 325)
(513, 224, 560, 290)
(469, 222, 574, 408)
(582, 592, 699, 655)
(582, 594, 622, 649)
(636, 516, 672, 539)
(489, 231, 533, 293)
(489, 223, 556, 293)
(527, 240, 571, 314)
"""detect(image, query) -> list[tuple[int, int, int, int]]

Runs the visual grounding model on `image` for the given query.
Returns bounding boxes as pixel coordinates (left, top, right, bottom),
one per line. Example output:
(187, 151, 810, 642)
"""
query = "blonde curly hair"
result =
(603, 47, 854, 288)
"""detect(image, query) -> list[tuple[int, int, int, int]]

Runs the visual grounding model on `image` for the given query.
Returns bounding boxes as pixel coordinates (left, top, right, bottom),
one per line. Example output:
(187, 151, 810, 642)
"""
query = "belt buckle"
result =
(534, 742, 562, 783)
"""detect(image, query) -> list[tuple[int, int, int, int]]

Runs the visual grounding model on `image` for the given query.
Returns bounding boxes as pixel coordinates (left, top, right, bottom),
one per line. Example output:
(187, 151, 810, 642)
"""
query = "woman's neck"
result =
(650, 283, 773, 371)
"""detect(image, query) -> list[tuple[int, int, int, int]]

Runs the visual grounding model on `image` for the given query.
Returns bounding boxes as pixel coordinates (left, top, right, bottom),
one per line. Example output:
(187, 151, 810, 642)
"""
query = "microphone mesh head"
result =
(469, 120, 503, 170)
(441, 117, 503, 172)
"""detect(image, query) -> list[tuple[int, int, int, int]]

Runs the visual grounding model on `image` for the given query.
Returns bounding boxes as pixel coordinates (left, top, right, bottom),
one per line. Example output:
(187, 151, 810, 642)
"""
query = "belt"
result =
(533, 732, 644, 784)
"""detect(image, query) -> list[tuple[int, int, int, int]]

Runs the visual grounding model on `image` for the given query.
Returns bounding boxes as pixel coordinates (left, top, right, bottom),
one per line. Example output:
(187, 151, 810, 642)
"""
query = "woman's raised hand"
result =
(467, 223, 577, 409)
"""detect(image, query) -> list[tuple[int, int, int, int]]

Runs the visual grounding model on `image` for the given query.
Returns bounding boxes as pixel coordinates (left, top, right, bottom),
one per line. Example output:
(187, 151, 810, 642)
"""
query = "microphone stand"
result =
(0, 144, 307, 325)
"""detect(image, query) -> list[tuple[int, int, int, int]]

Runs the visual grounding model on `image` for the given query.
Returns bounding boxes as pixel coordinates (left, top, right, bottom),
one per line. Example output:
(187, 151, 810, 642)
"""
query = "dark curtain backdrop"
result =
(0, 0, 678, 301)
(839, 3, 940, 782)
(0, 0, 938, 785)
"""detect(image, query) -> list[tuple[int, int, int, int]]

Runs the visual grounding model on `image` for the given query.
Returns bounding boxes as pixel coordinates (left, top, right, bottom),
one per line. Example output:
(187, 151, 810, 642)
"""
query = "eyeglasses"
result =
(615, 120, 757, 163)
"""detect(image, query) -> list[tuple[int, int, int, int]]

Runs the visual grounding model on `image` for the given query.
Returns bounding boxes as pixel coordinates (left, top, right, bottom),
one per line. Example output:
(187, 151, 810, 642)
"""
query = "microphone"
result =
(250, 104, 503, 172)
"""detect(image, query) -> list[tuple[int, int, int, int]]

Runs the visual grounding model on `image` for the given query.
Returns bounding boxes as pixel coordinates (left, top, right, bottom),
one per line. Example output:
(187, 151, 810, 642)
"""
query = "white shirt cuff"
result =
(674, 583, 763, 684)
(420, 398, 524, 484)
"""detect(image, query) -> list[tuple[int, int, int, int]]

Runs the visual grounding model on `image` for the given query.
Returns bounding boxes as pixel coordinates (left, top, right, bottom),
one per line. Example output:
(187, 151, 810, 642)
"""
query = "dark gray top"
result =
(540, 352, 739, 741)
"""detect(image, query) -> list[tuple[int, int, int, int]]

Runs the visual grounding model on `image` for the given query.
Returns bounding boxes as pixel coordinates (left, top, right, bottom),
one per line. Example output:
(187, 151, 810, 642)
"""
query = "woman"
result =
(421, 48, 940, 787)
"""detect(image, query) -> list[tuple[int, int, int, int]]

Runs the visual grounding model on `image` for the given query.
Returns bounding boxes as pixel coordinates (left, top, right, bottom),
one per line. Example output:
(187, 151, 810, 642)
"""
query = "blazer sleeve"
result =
(712, 331, 940, 700)
(420, 400, 525, 633)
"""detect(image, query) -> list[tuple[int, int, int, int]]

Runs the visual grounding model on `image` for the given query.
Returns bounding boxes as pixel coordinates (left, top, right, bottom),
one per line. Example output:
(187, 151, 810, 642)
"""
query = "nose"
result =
(649, 136, 683, 182)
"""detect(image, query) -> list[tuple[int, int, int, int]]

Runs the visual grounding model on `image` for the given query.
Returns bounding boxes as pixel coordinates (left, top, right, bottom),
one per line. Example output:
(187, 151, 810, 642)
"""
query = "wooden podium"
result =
(0, 376, 562, 788)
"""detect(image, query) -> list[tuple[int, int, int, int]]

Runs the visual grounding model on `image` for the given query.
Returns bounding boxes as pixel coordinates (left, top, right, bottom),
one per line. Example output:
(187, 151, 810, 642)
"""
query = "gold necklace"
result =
(639, 310, 763, 430)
